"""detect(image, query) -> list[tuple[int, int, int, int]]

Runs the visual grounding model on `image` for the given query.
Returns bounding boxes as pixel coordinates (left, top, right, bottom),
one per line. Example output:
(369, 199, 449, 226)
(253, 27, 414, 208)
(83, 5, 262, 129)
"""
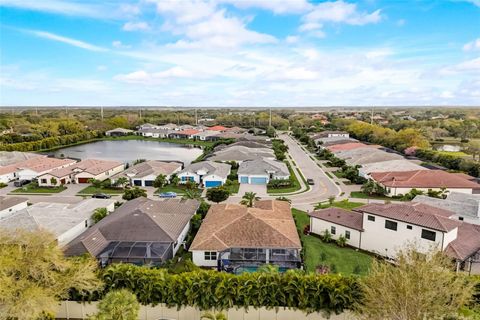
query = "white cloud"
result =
(397, 19, 406, 26)
(300, 0, 381, 33)
(219, 0, 312, 14)
(114, 67, 195, 84)
(122, 21, 150, 31)
(463, 38, 480, 51)
(25, 29, 108, 52)
(97, 65, 107, 71)
(285, 36, 299, 44)
(112, 40, 131, 49)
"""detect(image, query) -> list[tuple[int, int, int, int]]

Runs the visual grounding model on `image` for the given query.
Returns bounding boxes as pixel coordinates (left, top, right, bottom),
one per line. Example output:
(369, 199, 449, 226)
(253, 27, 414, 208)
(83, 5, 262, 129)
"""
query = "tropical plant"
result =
(170, 174, 180, 186)
(328, 196, 335, 205)
(0, 229, 101, 319)
(89, 178, 103, 189)
(122, 187, 147, 200)
(361, 180, 386, 196)
(153, 174, 168, 188)
(91, 207, 108, 223)
(321, 229, 332, 242)
(336, 235, 347, 247)
(206, 187, 230, 203)
(114, 177, 129, 189)
(201, 312, 228, 320)
(196, 201, 211, 218)
(356, 245, 475, 320)
(132, 159, 146, 165)
(183, 189, 202, 200)
(50, 177, 57, 186)
(275, 196, 291, 203)
(90, 289, 140, 320)
(240, 192, 260, 207)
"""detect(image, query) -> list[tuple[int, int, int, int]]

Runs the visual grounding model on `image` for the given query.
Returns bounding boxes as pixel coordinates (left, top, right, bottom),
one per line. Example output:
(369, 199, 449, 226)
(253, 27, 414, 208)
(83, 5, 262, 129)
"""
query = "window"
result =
(367, 215, 375, 222)
(345, 231, 350, 240)
(84, 220, 88, 228)
(272, 249, 286, 255)
(331, 226, 336, 235)
(385, 220, 398, 231)
(459, 217, 464, 221)
(421, 229, 436, 241)
(204, 251, 217, 260)
(41, 179, 47, 184)
(407, 225, 412, 230)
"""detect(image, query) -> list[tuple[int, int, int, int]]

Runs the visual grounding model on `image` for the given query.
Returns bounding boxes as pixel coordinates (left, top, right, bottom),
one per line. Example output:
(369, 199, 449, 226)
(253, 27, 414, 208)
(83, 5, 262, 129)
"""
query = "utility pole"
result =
(65, 106, 68, 116)
(100, 106, 104, 121)
(195, 108, 198, 126)
(269, 107, 272, 128)
(370, 106, 374, 125)
(139, 109, 142, 119)
(35, 107, 38, 116)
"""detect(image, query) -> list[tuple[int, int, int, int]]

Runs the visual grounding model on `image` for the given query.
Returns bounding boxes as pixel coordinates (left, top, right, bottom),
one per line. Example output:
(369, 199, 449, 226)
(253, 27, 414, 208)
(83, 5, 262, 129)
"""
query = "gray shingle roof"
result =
(238, 158, 289, 176)
(64, 197, 199, 257)
(112, 160, 182, 179)
(413, 193, 480, 219)
(179, 161, 231, 179)
(0, 196, 28, 212)
(209, 146, 274, 162)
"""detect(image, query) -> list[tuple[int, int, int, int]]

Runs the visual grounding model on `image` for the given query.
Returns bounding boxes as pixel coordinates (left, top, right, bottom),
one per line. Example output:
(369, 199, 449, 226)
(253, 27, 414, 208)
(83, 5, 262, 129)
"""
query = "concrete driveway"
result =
(279, 133, 340, 212)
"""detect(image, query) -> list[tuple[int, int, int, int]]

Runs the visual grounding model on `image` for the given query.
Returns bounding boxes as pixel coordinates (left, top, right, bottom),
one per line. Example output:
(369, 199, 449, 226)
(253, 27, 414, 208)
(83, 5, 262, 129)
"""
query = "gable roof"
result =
(309, 207, 363, 231)
(0, 196, 28, 212)
(360, 160, 427, 175)
(355, 202, 460, 232)
(190, 200, 301, 251)
(371, 170, 480, 189)
(174, 129, 200, 136)
(179, 161, 231, 179)
(209, 146, 274, 162)
(14, 157, 77, 174)
(106, 128, 133, 133)
(43, 159, 123, 178)
(445, 223, 480, 261)
(64, 197, 199, 256)
(413, 192, 480, 219)
(112, 161, 181, 179)
(0, 151, 45, 167)
(208, 125, 228, 131)
(238, 158, 289, 177)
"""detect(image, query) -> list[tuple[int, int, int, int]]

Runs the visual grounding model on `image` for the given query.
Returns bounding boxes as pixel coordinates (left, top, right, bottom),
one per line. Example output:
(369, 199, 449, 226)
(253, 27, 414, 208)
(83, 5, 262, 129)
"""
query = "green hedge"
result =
(416, 148, 480, 177)
(0, 131, 101, 152)
(74, 264, 362, 314)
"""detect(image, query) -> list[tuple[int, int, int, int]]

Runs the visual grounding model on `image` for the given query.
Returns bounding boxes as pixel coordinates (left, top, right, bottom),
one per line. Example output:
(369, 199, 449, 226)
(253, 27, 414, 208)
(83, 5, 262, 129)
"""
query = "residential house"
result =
(334, 147, 404, 166)
(178, 161, 231, 188)
(190, 200, 302, 272)
(309, 202, 480, 273)
(192, 130, 221, 141)
(138, 123, 161, 130)
(327, 142, 374, 153)
(105, 128, 134, 136)
(208, 125, 228, 132)
(169, 129, 200, 139)
(0, 196, 28, 219)
(370, 170, 480, 196)
(313, 131, 349, 139)
(64, 198, 200, 266)
(137, 128, 173, 138)
(38, 159, 124, 186)
(358, 159, 427, 178)
(159, 123, 179, 130)
(414, 193, 480, 225)
(208, 145, 274, 163)
(238, 158, 289, 185)
(0, 199, 115, 246)
(15, 157, 77, 181)
(0, 151, 45, 167)
(111, 160, 182, 187)
(314, 137, 358, 148)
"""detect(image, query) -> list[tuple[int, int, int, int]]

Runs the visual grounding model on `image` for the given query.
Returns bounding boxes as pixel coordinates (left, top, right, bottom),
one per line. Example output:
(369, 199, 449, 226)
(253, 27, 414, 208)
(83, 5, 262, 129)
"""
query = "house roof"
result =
(14, 157, 77, 174)
(0, 151, 45, 167)
(137, 128, 174, 134)
(313, 131, 349, 138)
(175, 129, 200, 136)
(0, 196, 28, 212)
(327, 142, 377, 153)
(179, 161, 231, 179)
(309, 207, 363, 231)
(209, 146, 274, 162)
(238, 158, 289, 177)
(354, 202, 460, 232)
(371, 170, 480, 189)
(190, 200, 301, 251)
(112, 161, 181, 179)
(360, 160, 427, 175)
(208, 125, 228, 131)
(0, 199, 115, 239)
(445, 223, 480, 261)
(64, 197, 199, 256)
(192, 130, 221, 138)
(43, 159, 123, 178)
(413, 192, 480, 219)
(106, 128, 133, 133)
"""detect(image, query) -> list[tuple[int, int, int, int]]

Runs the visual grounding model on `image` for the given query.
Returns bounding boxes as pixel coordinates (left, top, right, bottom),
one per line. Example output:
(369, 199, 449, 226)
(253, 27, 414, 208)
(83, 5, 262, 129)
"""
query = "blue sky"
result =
(0, 0, 479, 106)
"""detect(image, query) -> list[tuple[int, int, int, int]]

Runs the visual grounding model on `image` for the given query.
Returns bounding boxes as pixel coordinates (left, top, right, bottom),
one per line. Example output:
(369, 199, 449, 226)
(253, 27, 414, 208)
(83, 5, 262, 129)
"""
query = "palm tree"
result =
(201, 312, 227, 320)
(114, 177, 129, 189)
(153, 174, 168, 188)
(170, 175, 180, 186)
(240, 192, 260, 207)
(183, 189, 202, 200)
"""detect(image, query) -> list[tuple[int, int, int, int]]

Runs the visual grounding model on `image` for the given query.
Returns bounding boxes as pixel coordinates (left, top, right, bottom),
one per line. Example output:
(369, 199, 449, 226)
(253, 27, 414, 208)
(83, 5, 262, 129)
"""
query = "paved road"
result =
(280, 133, 340, 212)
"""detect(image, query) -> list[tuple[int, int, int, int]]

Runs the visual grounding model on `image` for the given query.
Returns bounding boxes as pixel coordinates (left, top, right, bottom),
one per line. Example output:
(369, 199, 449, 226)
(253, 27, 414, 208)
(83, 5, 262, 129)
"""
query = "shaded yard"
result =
(292, 208, 373, 275)
(12, 183, 66, 194)
(77, 185, 124, 195)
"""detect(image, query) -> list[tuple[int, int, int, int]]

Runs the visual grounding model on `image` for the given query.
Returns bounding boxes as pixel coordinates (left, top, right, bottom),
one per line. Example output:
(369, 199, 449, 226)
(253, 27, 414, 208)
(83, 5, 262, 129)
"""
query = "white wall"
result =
(173, 221, 190, 256)
(38, 173, 72, 186)
(178, 171, 200, 184)
(18, 169, 41, 181)
(192, 250, 218, 267)
(57, 218, 92, 247)
(360, 213, 448, 258)
(0, 200, 28, 220)
(383, 185, 473, 197)
(203, 174, 227, 184)
(0, 171, 16, 184)
(75, 164, 125, 183)
(310, 217, 361, 248)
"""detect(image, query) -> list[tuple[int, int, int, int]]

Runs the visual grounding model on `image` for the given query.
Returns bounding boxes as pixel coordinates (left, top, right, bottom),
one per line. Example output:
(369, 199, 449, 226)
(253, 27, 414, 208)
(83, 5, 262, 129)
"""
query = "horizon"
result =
(1, 0, 479, 107)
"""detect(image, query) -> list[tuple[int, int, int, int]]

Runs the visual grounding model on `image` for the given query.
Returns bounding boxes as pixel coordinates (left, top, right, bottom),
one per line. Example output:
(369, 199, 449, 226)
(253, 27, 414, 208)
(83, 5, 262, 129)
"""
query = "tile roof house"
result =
(371, 170, 480, 196)
(327, 142, 377, 153)
(309, 202, 480, 273)
(208, 125, 228, 132)
(168, 129, 200, 139)
(237, 158, 289, 185)
(64, 197, 199, 266)
(0, 199, 115, 246)
(111, 160, 182, 187)
(208, 145, 274, 163)
(38, 159, 124, 186)
(0, 196, 28, 220)
(358, 159, 428, 178)
(137, 127, 174, 138)
(105, 128, 134, 136)
(0, 151, 45, 167)
(13, 157, 77, 181)
(178, 161, 231, 188)
(190, 200, 301, 272)
(333, 147, 404, 166)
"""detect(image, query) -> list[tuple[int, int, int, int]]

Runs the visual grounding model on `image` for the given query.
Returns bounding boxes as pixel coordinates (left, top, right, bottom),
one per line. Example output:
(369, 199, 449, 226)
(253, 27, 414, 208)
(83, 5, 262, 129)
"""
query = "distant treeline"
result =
(416, 149, 480, 177)
(0, 131, 101, 152)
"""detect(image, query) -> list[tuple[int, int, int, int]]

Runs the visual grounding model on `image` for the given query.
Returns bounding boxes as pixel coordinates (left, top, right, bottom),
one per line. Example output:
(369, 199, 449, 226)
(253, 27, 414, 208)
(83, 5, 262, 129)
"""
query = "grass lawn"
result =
(224, 181, 240, 194)
(156, 184, 202, 194)
(436, 151, 469, 157)
(267, 162, 302, 194)
(77, 185, 124, 195)
(350, 191, 405, 201)
(12, 183, 66, 194)
(292, 208, 373, 275)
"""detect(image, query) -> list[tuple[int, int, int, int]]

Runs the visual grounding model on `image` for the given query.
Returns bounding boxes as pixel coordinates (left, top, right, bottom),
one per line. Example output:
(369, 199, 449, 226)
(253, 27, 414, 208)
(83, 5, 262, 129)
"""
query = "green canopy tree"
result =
(240, 192, 260, 207)
(122, 187, 147, 200)
(206, 187, 230, 203)
(0, 229, 102, 319)
(153, 174, 168, 188)
(91, 207, 108, 223)
(356, 245, 475, 320)
(114, 177, 129, 189)
(90, 289, 140, 320)
(183, 189, 202, 200)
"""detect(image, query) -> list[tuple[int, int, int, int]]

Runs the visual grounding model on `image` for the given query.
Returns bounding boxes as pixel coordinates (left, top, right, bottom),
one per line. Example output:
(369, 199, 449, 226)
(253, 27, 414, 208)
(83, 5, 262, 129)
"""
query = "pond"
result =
(48, 140, 203, 165)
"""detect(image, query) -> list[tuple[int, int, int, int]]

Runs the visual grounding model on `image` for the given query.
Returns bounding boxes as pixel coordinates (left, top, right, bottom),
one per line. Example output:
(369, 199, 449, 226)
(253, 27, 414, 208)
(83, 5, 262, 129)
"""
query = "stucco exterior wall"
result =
(0, 200, 28, 220)
(310, 217, 362, 248)
(192, 250, 218, 267)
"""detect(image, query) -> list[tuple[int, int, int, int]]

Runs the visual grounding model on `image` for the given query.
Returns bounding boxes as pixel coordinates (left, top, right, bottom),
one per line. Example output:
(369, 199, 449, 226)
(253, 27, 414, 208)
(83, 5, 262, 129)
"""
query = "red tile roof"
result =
(355, 202, 460, 232)
(371, 170, 480, 189)
(445, 223, 480, 260)
(309, 207, 363, 231)
(208, 125, 228, 131)
(176, 129, 200, 136)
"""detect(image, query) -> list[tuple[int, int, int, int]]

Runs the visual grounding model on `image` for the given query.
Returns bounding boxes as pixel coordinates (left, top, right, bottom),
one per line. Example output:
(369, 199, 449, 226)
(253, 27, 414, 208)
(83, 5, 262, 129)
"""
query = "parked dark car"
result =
(307, 178, 315, 185)
(13, 180, 30, 187)
(157, 192, 177, 198)
(91, 193, 111, 199)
